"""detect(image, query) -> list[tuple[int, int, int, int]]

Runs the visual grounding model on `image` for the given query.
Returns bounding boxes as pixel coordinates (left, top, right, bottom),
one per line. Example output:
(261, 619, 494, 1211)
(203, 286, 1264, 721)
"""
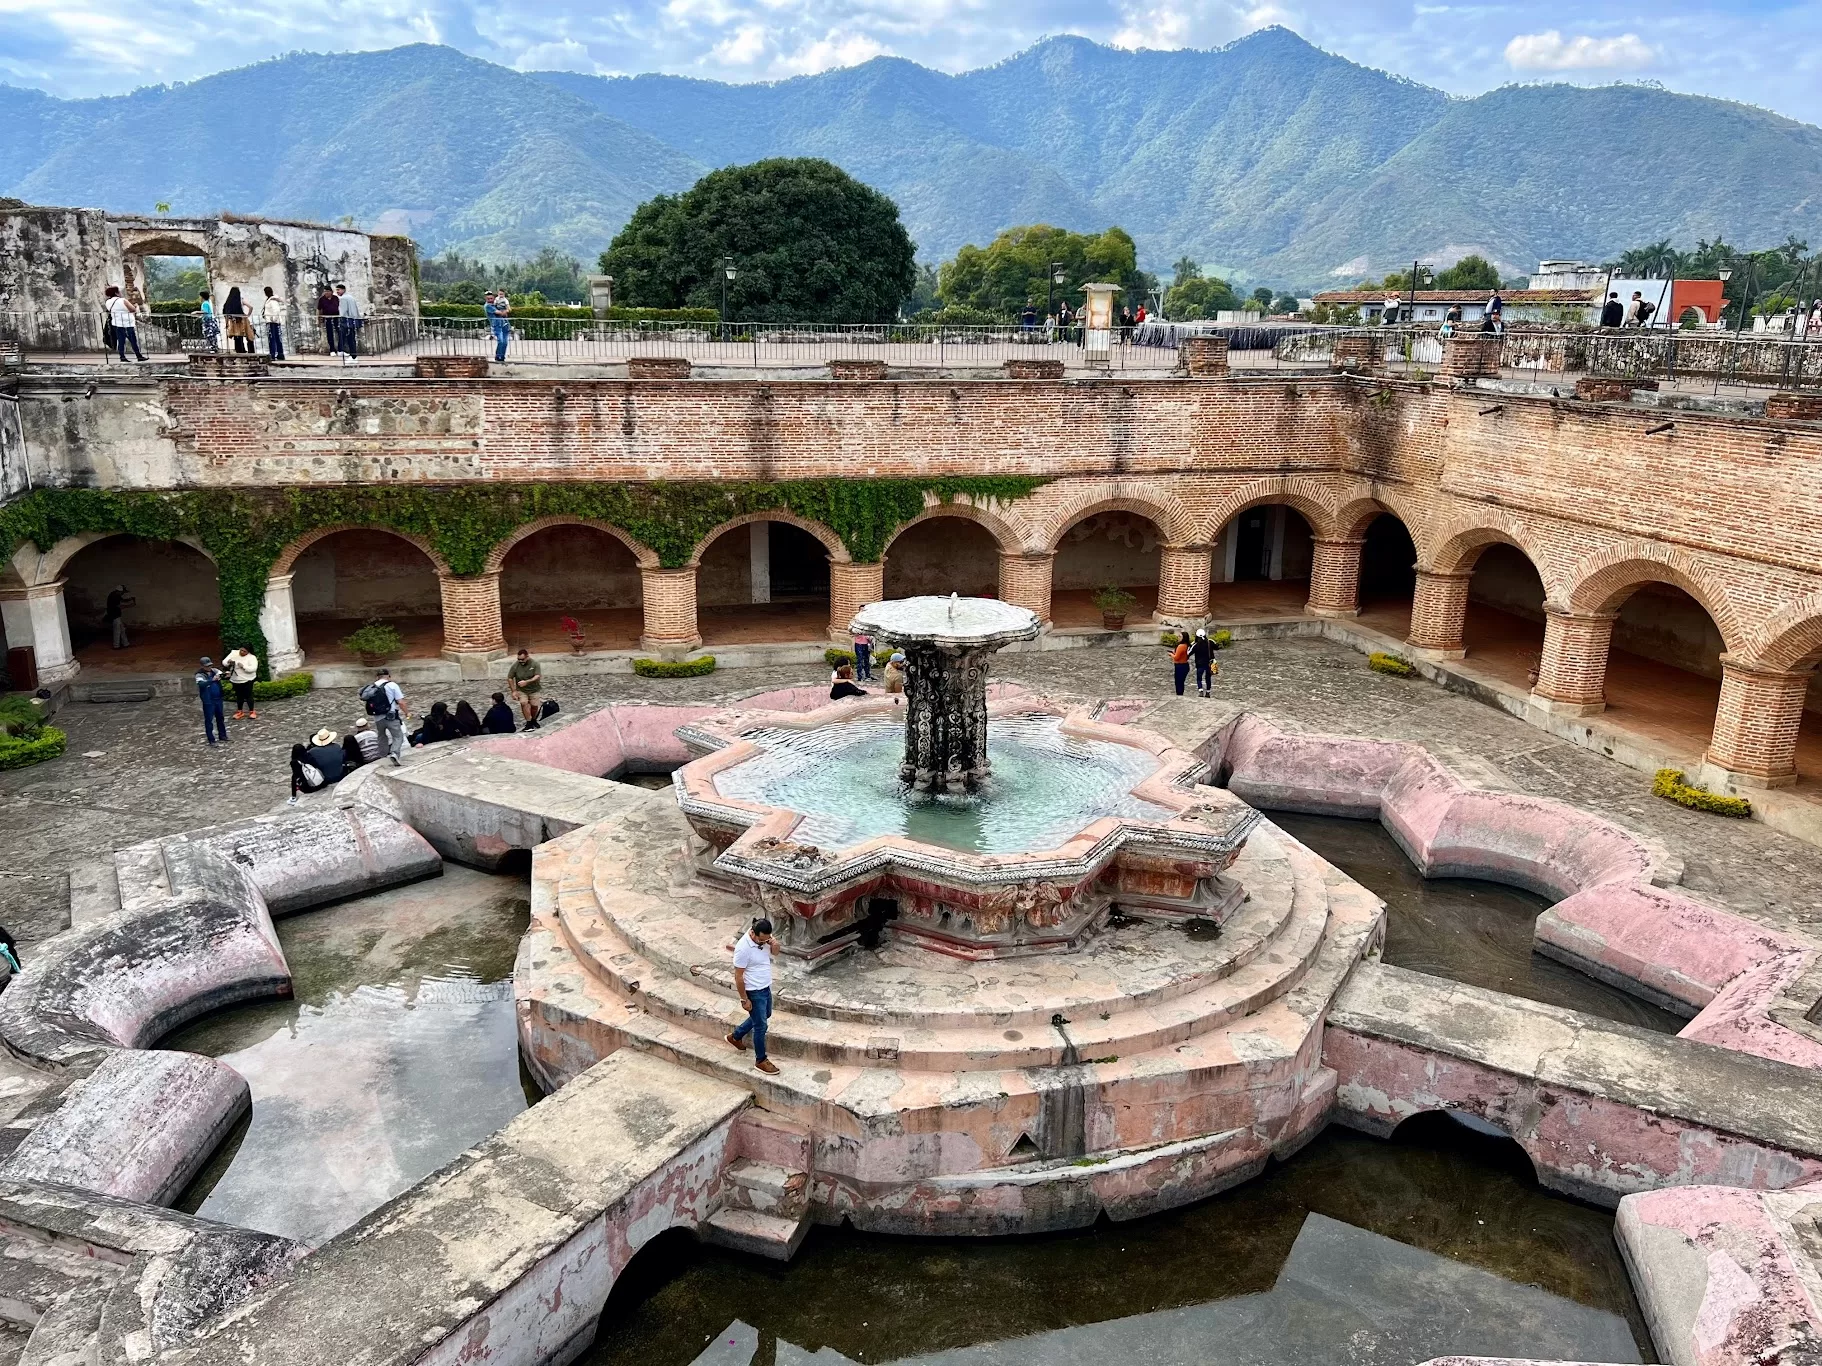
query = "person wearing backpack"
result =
(1190, 627, 1220, 697)
(359, 667, 407, 764)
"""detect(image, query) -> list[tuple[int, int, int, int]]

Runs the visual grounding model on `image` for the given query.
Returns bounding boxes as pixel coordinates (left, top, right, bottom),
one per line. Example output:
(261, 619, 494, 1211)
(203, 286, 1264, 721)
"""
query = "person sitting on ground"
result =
(482, 692, 516, 734)
(341, 731, 367, 773)
(352, 717, 384, 764)
(288, 728, 346, 803)
(410, 700, 458, 746)
(883, 652, 907, 695)
(829, 664, 867, 701)
(507, 649, 543, 729)
(454, 699, 483, 736)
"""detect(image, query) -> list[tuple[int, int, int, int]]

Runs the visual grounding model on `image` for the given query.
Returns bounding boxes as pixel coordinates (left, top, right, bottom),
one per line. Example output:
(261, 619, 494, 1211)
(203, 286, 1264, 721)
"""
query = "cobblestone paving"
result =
(5, 637, 1820, 950)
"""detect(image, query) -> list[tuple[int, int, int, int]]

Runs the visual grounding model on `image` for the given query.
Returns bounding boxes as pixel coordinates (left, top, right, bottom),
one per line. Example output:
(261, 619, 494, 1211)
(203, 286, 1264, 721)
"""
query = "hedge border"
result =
(1653, 768, 1752, 818)
(0, 727, 66, 770)
(633, 656, 717, 678)
(251, 672, 314, 701)
(1368, 652, 1417, 677)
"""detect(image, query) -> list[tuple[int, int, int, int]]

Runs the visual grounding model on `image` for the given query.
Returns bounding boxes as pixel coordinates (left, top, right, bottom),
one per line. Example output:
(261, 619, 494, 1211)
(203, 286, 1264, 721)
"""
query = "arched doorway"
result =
(63, 535, 220, 672)
(1209, 504, 1314, 618)
(697, 520, 833, 645)
(1357, 514, 1417, 637)
(1599, 582, 1728, 756)
(291, 529, 445, 661)
(499, 525, 644, 653)
(1461, 543, 1548, 688)
(1050, 511, 1161, 627)
(883, 516, 1001, 600)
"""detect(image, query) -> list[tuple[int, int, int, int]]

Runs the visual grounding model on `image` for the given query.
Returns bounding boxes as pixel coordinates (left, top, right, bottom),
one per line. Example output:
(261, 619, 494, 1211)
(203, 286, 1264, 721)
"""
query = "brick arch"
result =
(1424, 513, 1557, 594)
(1335, 491, 1433, 544)
(39, 531, 217, 583)
(884, 501, 1034, 558)
(270, 525, 451, 577)
(689, 511, 851, 565)
(1562, 543, 1747, 651)
(1197, 477, 1339, 544)
(483, 517, 660, 574)
(1745, 593, 1822, 672)
(1038, 482, 1198, 550)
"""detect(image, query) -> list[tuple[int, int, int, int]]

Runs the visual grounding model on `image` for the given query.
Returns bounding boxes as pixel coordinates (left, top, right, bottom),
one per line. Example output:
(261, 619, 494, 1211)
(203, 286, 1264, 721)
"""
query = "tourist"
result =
(0, 925, 19, 975)
(454, 699, 483, 736)
(287, 728, 345, 803)
(507, 649, 543, 729)
(335, 285, 362, 364)
(1487, 289, 1504, 329)
(341, 730, 367, 772)
(1600, 293, 1623, 328)
(261, 286, 286, 360)
(352, 717, 384, 763)
(317, 285, 340, 356)
(104, 583, 134, 648)
(1381, 292, 1400, 326)
(852, 630, 874, 680)
(410, 700, 458, 746)
(104, 286, 145, 362)
(486, 292, 512, 362)
(1624, 292, 1644, 327)
(883, 652, 906, 695)
(724, 918, 780, 1075)
(222, 287, 253, 354)
(829, 665, 866, 701)
(222, 644, 260, 719)
(198, 290, 219, 351)
(1169, 634, 1191, 695)
(196, 657, 229, 745)
(359, 668, 406, 764)
(1191, 627, 1219, 697)
(482, 692, 516, 734)
(1020, 304, 1037, 336)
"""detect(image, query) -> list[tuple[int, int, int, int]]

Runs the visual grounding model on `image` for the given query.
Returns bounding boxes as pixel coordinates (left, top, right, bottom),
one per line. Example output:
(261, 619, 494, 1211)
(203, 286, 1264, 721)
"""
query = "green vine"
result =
(0, 476, 1045, 673)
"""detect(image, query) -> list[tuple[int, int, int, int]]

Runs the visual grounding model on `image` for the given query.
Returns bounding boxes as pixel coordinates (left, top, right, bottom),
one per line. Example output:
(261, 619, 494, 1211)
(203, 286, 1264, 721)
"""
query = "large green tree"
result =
(1434, 254, 1501, 290)
(600, 159, 916, 323)
(935, 225, 1148, 319)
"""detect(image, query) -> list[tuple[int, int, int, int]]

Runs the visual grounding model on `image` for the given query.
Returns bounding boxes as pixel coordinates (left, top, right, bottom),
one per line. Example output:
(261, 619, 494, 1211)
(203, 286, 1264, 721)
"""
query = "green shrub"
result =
(1162, 628, 1233, 649)
(1091, 584, 1138, 613)
(340, 620, 404, 660)
(1159, 631, 1179, 647)
(1211, 629, 1233, 649)
(824, 648, 855, 669)
(0, 694, 45, 735)
(0, 726, 65, 769)
(1368, 652, 1417, 677)
(633, 655, 717, 678)
(1653, 769, 1752, 818)
(252, 671, 313, 701)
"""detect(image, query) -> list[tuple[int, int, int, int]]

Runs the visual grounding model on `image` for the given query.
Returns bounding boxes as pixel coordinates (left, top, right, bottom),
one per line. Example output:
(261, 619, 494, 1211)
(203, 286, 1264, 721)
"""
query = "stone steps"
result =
(719, 1158, 809, 1219)
(700, 1205, 811, 1262)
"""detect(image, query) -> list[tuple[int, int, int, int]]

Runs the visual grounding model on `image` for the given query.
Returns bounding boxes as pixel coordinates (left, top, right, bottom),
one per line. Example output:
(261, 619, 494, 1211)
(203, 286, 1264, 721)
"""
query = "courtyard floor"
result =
(6, 634, 1822, 959)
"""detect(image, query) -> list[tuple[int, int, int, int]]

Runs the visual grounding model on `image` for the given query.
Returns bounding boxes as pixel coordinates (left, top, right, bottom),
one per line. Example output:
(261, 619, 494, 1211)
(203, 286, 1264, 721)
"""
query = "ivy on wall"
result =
(0, 476, 1045, 672)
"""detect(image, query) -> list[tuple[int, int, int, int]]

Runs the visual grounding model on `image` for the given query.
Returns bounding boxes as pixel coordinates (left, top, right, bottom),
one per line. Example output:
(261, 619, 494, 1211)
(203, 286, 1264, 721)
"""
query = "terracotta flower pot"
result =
(1101, 612, 1127, 630)
(358, 651, 389, 668)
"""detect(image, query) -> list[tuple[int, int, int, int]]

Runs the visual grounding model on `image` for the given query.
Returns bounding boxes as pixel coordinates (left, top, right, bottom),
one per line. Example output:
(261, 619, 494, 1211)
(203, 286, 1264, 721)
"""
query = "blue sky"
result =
(3, 0, 1819, 126)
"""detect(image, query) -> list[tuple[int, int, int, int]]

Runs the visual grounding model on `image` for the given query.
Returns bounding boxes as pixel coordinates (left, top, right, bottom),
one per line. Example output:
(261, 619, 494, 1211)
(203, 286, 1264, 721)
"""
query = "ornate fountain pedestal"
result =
(848, 595, 1041, 794)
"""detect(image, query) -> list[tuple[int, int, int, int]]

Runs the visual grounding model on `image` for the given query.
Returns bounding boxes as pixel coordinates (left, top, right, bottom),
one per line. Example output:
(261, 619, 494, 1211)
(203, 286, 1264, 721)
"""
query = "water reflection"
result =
(165, 865, 533, 1245)
(1266, 810, 1684, 1033)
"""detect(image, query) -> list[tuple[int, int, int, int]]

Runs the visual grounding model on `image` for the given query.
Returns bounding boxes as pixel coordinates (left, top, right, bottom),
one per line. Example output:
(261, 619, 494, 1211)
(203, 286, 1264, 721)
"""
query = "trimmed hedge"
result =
(1159, 629, 1234, 648)
(825, 648, 855, 669)
(0, 726, 66, 770)
(1653, 768, 1752, 818)
(252, 671, 314, 700)
(1368, 652, 1417, 677)
(633, 656, 717, 678)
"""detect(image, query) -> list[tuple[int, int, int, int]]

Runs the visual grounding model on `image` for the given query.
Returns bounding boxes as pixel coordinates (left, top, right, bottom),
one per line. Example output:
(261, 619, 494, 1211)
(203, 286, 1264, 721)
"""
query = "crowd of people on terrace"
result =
(101, 281, 371, 364)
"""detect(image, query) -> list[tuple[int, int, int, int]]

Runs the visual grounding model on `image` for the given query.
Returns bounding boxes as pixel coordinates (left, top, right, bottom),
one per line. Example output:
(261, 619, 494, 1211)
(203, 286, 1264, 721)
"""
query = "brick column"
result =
(640, 565, 701, 655)
(998, 552, 1054, 625)
(438, 571, 507, 660)
(1405, 570, 1471, 657)
(1441, 336, 1503, 380)
(1531, 609, 1616, 715)
(257, 573, 304, 674)
(829, 561, 884, 644)
(1156, 544, 1212, 628)
(0, 580, 78, 686)
(1703, 658, 1814, 788)
(1306, 538, 1366, 617)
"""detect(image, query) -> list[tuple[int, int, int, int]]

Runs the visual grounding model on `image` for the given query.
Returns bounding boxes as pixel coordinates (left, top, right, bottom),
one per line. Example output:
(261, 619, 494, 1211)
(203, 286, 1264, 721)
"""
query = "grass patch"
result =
(1368, 651, 1417, 677)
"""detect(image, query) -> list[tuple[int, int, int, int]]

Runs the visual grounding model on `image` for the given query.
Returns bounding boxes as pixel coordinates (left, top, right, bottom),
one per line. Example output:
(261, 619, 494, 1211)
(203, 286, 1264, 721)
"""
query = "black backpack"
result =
(1636, 300, 1655, 323)
(360, 682, 392, 717)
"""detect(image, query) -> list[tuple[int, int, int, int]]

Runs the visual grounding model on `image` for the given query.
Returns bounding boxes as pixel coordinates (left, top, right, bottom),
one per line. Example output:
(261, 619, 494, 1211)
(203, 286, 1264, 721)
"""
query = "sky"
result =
(2, 0, 1820, 126)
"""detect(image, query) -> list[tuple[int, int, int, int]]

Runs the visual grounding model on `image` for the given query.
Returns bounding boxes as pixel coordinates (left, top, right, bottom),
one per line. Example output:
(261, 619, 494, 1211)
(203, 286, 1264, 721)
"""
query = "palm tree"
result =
(1613, 239, 1681, 278)
(1171, 256, 1201, 289)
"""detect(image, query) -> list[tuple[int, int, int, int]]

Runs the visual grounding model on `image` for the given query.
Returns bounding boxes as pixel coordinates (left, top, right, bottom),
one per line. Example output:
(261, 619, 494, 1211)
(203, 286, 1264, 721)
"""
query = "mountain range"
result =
(4, 29, 1822, 289)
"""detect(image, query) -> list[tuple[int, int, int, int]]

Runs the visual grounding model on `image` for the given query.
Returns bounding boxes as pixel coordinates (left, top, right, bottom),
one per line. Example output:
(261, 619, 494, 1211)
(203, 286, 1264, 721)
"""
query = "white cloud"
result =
(1109, 0, 1285, 51)
(1503, 29, 1655, 72)
(511, 38, 594, 71)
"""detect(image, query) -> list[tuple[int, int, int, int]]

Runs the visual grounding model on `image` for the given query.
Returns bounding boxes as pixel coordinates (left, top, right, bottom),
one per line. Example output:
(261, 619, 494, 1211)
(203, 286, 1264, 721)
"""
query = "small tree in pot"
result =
(340, 619, 404, 667)
(1091, 584, 1137, 630)
(561, 616, 588, 654)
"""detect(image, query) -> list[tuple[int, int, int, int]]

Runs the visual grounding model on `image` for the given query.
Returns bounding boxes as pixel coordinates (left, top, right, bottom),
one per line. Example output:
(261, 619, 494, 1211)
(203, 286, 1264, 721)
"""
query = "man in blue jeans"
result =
(725, 918, 780, 1074)
(195, 657, 229, 745)
(485, 291, 511, 362)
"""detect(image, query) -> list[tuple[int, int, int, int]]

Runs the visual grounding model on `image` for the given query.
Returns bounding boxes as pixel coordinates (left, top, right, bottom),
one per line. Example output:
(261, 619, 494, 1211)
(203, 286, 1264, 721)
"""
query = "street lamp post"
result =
(720, 257, 737, 329)
(1048, 263, 1064, 322)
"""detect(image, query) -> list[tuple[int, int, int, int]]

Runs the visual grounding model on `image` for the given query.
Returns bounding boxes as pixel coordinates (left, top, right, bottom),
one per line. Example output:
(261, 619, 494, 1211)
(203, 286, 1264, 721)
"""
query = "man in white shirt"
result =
(359, 668, 408, 765)
(261, 287, 287, 360)
(725, 918, 780, 1074)
(335, 285, 363, 365)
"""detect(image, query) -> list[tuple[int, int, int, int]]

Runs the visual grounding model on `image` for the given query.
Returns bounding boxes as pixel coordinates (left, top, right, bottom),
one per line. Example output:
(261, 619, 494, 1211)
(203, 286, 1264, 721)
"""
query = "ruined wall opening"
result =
(1051, 511, 1161, 627)
(292, 529, 445, 661)
(699, 520, 832, 645)
(883, 517, 1001, 600)
(500, 525, 643, 654)
(1463, 543, 1547, 686)
(62, 535, 219, 672)
(1209, 504, 1314, 618)
(1388, 1110, 1539, 1185)
(1357, 514, 1417, 636)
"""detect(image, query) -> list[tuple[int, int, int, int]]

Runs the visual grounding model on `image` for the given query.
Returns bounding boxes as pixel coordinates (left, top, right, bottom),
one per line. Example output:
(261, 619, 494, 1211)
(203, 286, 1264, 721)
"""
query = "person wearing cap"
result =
(883, 651, 906, 695)
(1190, 627, 1220, 697)
(359, 667, 407, 764)
(725, 918, 780, 1074)
(195, 658, 228, 745)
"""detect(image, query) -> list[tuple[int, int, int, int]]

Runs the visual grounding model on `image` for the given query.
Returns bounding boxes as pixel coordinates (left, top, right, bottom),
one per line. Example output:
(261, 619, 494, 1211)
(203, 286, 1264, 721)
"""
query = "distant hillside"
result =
(4, 30, 1821, 288)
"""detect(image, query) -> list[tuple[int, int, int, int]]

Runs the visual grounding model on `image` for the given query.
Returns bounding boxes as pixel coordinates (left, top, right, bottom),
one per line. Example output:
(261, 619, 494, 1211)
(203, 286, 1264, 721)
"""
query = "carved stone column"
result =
(258, 573, 305, 673)
(900, 643, 994, 794)
(0, 580, 78, 686)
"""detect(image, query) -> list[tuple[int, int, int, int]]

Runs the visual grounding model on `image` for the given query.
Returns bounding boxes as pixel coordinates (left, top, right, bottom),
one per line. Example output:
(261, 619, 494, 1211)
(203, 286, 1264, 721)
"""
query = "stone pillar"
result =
(640, 565, 702, 655)
(1531, 609, 1616, 715)
(257, 573, 305, 674)
(438, 571, 507, 661)
(749, 522, 771, 605)
(0, 580, 78, 686)
(1156, 544, 1212, 628)
(1267, 507, 1287, 581)
(1405, 570, 1472, 657)
(1306, 539, 1366, 617)
(900, 644, 993, 794)
(1703, 658, 1814, 788)
(998, 552, 1054, 625)
(828, 561, 884, 644)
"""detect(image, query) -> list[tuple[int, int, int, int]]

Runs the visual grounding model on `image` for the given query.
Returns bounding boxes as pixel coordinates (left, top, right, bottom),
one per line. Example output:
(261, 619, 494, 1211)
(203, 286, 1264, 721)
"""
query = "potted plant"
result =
(1091, 584, 1137, 631)
(561, 615, 587, 654)
(340, 618, 404, 667)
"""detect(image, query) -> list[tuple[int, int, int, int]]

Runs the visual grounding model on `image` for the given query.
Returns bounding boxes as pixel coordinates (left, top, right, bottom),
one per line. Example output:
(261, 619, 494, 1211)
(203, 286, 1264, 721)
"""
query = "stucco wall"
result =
(884, 518, 1001, 598)
(1054, 512, 1161, 590)
(292, 530, 441, 619)
(499, 526, 642, 613)
(62, 536, 219, 633)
